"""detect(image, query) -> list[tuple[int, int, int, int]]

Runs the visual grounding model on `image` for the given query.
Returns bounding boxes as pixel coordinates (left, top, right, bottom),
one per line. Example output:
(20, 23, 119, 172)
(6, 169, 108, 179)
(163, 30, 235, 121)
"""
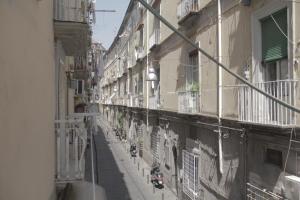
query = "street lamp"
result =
(146, 67, 157, 81)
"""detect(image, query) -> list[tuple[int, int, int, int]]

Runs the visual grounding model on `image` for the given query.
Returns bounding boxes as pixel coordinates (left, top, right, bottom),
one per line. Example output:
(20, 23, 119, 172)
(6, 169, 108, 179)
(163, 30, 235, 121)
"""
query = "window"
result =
(151, 127, 160, 160)
(150, 68, 160, 96)
(75, 80, 84, 95)
(138, 72, 143, 94)
(265, 148, 283, 168)
(164, 139, 170, 169)
(261, 8, 287, 63)
(183, 150, 199, 200)
(186, 48, 199, 91)
(261, 8, 288, 81)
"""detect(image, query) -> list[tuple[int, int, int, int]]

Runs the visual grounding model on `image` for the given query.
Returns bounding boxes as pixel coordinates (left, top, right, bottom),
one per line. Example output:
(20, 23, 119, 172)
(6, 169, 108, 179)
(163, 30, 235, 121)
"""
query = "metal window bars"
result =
(183, 150, 199, 200)
(246, 183, 284, 200)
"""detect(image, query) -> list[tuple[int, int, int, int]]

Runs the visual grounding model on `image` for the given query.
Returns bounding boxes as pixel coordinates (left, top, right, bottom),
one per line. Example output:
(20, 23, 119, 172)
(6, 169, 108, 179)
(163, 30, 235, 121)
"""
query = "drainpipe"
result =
(217, 0, 223, 175)
(146, 0, 149, 135)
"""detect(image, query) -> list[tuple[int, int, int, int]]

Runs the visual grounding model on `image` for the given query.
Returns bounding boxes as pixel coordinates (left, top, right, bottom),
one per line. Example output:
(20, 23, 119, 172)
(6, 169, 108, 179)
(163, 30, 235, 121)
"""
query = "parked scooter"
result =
(130, 144, 137, 157)
(150, 162, 164, 188)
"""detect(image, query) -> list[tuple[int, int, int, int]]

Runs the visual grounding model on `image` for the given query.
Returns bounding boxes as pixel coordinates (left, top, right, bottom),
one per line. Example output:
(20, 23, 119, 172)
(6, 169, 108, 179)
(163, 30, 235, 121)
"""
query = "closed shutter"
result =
(261, 8, 287, 63)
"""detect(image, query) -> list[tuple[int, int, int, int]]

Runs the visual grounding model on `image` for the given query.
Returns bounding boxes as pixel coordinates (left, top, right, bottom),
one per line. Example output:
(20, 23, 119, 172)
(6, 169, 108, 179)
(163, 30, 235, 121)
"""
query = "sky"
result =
(92, 0, 130, 49)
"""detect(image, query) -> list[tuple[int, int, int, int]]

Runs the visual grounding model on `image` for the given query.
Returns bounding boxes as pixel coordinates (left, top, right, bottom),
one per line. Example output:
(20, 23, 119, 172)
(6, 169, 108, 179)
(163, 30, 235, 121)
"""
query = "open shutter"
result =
(261, 8, 287, 63)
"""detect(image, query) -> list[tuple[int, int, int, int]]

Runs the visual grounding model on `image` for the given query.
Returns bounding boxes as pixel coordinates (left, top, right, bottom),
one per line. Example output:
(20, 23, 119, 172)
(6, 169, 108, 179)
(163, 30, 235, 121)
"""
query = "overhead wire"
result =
(135, 0, 300, 114)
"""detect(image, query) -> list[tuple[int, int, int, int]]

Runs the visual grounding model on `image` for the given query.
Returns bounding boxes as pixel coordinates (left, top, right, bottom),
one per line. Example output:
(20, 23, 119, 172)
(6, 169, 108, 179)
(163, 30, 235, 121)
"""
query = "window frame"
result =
(251, 1, 293, 83)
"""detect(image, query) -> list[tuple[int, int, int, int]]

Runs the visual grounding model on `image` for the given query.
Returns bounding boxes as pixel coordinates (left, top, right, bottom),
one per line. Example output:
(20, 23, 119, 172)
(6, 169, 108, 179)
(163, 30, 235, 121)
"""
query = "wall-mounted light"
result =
(146, 67, 158, 81)
(113, 86, 118, 93)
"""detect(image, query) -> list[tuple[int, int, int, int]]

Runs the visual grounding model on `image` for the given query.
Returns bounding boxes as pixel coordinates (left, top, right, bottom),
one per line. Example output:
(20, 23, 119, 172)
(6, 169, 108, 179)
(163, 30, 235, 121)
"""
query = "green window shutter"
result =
(261, 8, 287, 63)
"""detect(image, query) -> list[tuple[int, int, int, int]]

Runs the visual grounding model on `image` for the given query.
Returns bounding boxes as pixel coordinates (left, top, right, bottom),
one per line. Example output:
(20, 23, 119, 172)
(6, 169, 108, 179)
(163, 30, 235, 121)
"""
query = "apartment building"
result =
(100, 0, 300, 199)
(0, 0, 94, 199)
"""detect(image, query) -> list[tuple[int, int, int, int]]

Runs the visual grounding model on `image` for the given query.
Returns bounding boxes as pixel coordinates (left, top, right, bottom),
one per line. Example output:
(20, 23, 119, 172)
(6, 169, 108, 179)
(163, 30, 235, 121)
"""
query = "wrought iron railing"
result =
(246, 183, 284, 200)
(55, 118, 87, 182)
(177, 0, 200, 21)
(149, 95, 160, 110)
(54, 0, 92, 23)
(178, 91, 200, 113)
(149, 29, 160, 49)
(135, 46, 145, 60)
(132, 94, 144, 108)
(238, 80, 297, 126)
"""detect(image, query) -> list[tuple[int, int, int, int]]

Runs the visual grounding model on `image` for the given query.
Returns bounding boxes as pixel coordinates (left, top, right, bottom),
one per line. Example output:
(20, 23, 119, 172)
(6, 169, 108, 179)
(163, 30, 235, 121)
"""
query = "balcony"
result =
(178, 91, 200, 113)
(246, 183, 284, 200)
(55, 118, 87, 182)
(177, 0, 200, 24)
(135, 46, 145, 61)
(53, 0, 91, 56)
(149, 95, 160, 110)
(238, 80, 297, 126)
(149, 29, 160, 50)
(132, 94, 144, 108)
(54, 0, 91, 23)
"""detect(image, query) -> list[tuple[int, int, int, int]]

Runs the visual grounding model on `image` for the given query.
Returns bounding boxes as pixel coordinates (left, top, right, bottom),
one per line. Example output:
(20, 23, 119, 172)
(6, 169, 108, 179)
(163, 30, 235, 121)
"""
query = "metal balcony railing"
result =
(178, 91, 200, 113)
(54, 0, 91, 23)
(149, 95, 160, 110)
(238, 80, 297, 126)
(149, 29, 160, 49)
(135, 46, 145, 60)
(55, 118, 87, 182)
(132, 94, 144, 108)
(246, 183, 284, 200)
(177, 0, 200, 21)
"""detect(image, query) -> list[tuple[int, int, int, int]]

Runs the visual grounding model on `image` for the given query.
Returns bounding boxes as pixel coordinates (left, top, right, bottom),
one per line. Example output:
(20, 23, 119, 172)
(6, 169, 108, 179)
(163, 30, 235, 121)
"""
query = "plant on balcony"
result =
(187, 82, 199, 92)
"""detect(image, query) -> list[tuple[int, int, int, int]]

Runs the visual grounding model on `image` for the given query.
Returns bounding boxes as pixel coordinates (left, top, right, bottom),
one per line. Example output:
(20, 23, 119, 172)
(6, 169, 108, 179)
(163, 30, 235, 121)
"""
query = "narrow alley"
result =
(84, 116, 177, 200)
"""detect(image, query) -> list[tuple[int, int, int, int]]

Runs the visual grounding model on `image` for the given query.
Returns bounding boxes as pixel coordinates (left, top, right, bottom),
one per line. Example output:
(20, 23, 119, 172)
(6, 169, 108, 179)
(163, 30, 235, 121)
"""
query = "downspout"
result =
(217, 0, 223, 174)
(146, 0, 149, 135)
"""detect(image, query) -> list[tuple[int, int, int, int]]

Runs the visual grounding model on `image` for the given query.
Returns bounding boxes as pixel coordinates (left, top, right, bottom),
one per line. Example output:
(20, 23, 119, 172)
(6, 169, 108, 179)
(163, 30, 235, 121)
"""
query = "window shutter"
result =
(261, 8, 287, 63)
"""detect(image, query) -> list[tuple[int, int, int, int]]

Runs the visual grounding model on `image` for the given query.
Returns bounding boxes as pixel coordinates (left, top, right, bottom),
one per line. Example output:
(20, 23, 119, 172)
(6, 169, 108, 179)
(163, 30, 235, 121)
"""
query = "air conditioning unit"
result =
(285, 175, 300, 200)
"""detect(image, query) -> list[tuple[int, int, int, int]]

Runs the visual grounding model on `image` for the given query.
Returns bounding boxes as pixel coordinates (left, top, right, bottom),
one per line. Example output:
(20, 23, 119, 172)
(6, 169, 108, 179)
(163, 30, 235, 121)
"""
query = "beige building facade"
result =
(0, 1, 56, 199)
(100, 0, 300, 199)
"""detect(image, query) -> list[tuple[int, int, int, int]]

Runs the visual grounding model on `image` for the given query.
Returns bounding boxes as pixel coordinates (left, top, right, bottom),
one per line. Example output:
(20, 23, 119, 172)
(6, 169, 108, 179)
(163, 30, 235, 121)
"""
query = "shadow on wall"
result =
(85, 126, 131, 200)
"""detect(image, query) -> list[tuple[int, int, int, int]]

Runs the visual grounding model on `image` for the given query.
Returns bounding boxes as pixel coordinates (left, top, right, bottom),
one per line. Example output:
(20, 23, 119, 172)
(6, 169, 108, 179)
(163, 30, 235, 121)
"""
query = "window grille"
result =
(183, 150, 199, 200)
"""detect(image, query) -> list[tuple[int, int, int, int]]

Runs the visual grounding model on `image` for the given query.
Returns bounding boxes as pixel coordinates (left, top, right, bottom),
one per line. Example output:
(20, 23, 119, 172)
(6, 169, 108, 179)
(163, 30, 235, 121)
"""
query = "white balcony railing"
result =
(246, 183, 284, 200)
(55, 118, 87, 182)
(135, 46, 145, 60)
(177, 0, 200, 21)
(238, 80, 297, 126)
(178, 91, 200, 113)
(54, 0, 92, 23)
(149, 95, 160, 110)
(132, 94, 144, 108)
(149, 29, 160, 49)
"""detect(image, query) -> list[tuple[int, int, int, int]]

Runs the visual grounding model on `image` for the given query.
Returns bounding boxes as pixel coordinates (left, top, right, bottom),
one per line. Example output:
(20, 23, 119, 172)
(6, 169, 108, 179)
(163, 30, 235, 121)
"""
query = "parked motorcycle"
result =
(150, 163, 164, 188)
(130, 144, 137, 157)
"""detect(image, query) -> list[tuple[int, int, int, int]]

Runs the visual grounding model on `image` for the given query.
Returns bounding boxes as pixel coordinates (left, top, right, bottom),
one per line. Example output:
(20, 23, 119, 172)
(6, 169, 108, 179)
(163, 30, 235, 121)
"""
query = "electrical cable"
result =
(135, 0, 300, 114)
